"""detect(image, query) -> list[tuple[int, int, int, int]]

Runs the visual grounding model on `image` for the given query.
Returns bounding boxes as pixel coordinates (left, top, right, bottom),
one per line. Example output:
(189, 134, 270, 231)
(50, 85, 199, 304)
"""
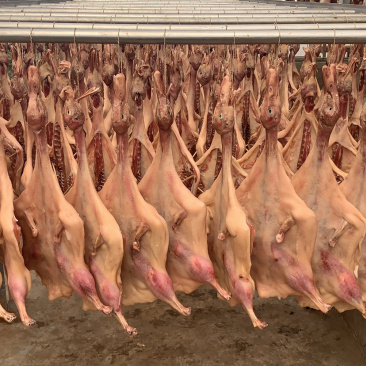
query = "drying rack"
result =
(0, 0, 365, 44)
(0, 0, 366, 328)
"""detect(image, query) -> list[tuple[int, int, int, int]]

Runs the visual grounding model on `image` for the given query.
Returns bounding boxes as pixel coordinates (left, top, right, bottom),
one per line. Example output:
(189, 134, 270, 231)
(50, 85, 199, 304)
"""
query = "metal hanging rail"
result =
(2, 27, 365, 44)
(3, 15, 366, 23)
(2, 21, 366, 31)
(0, 0, 366, 44)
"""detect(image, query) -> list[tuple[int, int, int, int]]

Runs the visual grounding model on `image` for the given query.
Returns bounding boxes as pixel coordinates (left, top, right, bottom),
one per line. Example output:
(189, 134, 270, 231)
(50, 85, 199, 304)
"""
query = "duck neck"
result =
(265, 127, 278, 157)
(159, 129, 172, 158)
(74, 126, 88, 171)
(116, 132, 130, 167)
(316, 125, 332, 162)
(221, 131, 233, 181)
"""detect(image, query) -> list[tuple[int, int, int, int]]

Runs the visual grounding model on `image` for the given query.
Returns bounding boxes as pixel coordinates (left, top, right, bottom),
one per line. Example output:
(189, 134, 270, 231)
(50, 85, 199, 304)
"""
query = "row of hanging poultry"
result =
(0, 41, 365, 336)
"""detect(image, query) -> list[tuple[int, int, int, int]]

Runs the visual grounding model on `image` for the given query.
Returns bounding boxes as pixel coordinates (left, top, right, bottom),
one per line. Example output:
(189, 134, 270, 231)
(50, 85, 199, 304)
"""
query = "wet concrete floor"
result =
(0, 273, 365, 366)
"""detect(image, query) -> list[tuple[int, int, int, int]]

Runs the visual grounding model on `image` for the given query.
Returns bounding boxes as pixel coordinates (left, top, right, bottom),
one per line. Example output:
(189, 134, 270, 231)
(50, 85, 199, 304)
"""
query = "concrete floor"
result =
(0, 273, 365, 366)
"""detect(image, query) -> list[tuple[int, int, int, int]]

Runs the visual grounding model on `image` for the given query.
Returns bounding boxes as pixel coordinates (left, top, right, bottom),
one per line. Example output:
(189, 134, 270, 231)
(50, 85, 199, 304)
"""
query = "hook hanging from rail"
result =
(273, 21, 281, 47)
(29, 27, 34, 58)
(117, 28, 121, 73)
(231, 31, 236, 87)
(163, 28, 167, 90)
(73, 27, 79, 95)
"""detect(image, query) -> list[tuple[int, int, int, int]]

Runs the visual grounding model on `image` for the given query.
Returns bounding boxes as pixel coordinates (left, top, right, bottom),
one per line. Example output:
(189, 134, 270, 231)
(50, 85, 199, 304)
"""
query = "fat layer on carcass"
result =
(292, 64, 366, 315)
(139, 71, 230, 299)
(0, 123, 34, 327)
(14, 66, 112, 316)
(100, 73, 191, 317)
(340, 102, 366, 306)
(62, 85, 136, 336)
(236, 67, 331, 313)
(199, 75, 267, 329)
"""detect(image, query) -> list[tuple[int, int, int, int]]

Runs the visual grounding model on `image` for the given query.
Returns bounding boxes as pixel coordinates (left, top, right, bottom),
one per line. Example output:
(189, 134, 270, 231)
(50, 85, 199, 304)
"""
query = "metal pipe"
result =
(1, 0, 266, 4)
(4, 0, 242, 2)
(2, 14, 366, 24)
(2, 6, 268, 9)
(2, 21, 366, 31)
(249, 0, 366, 14)
(0, 4, 324, 9)
(0, 2, 288, 7)
(0, 27, 365, 44)
(0, 6, 353, 12)
(0, 1, 359, 11)
(3, 9, 343, 15)
(5, 0, 363, 13)
(0, 10, 358, 18)
(21, 0, 365, 9)
(0, 2, 342, 6)
(2, 1, 270, 6)
(2, 3, 286, 7)
(0, 3, 287, 7)
(2, 0, 240, 2)
(5, 0, 355, 5)
(0, 1, 355, 9)
(0, 8, 356, 15)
